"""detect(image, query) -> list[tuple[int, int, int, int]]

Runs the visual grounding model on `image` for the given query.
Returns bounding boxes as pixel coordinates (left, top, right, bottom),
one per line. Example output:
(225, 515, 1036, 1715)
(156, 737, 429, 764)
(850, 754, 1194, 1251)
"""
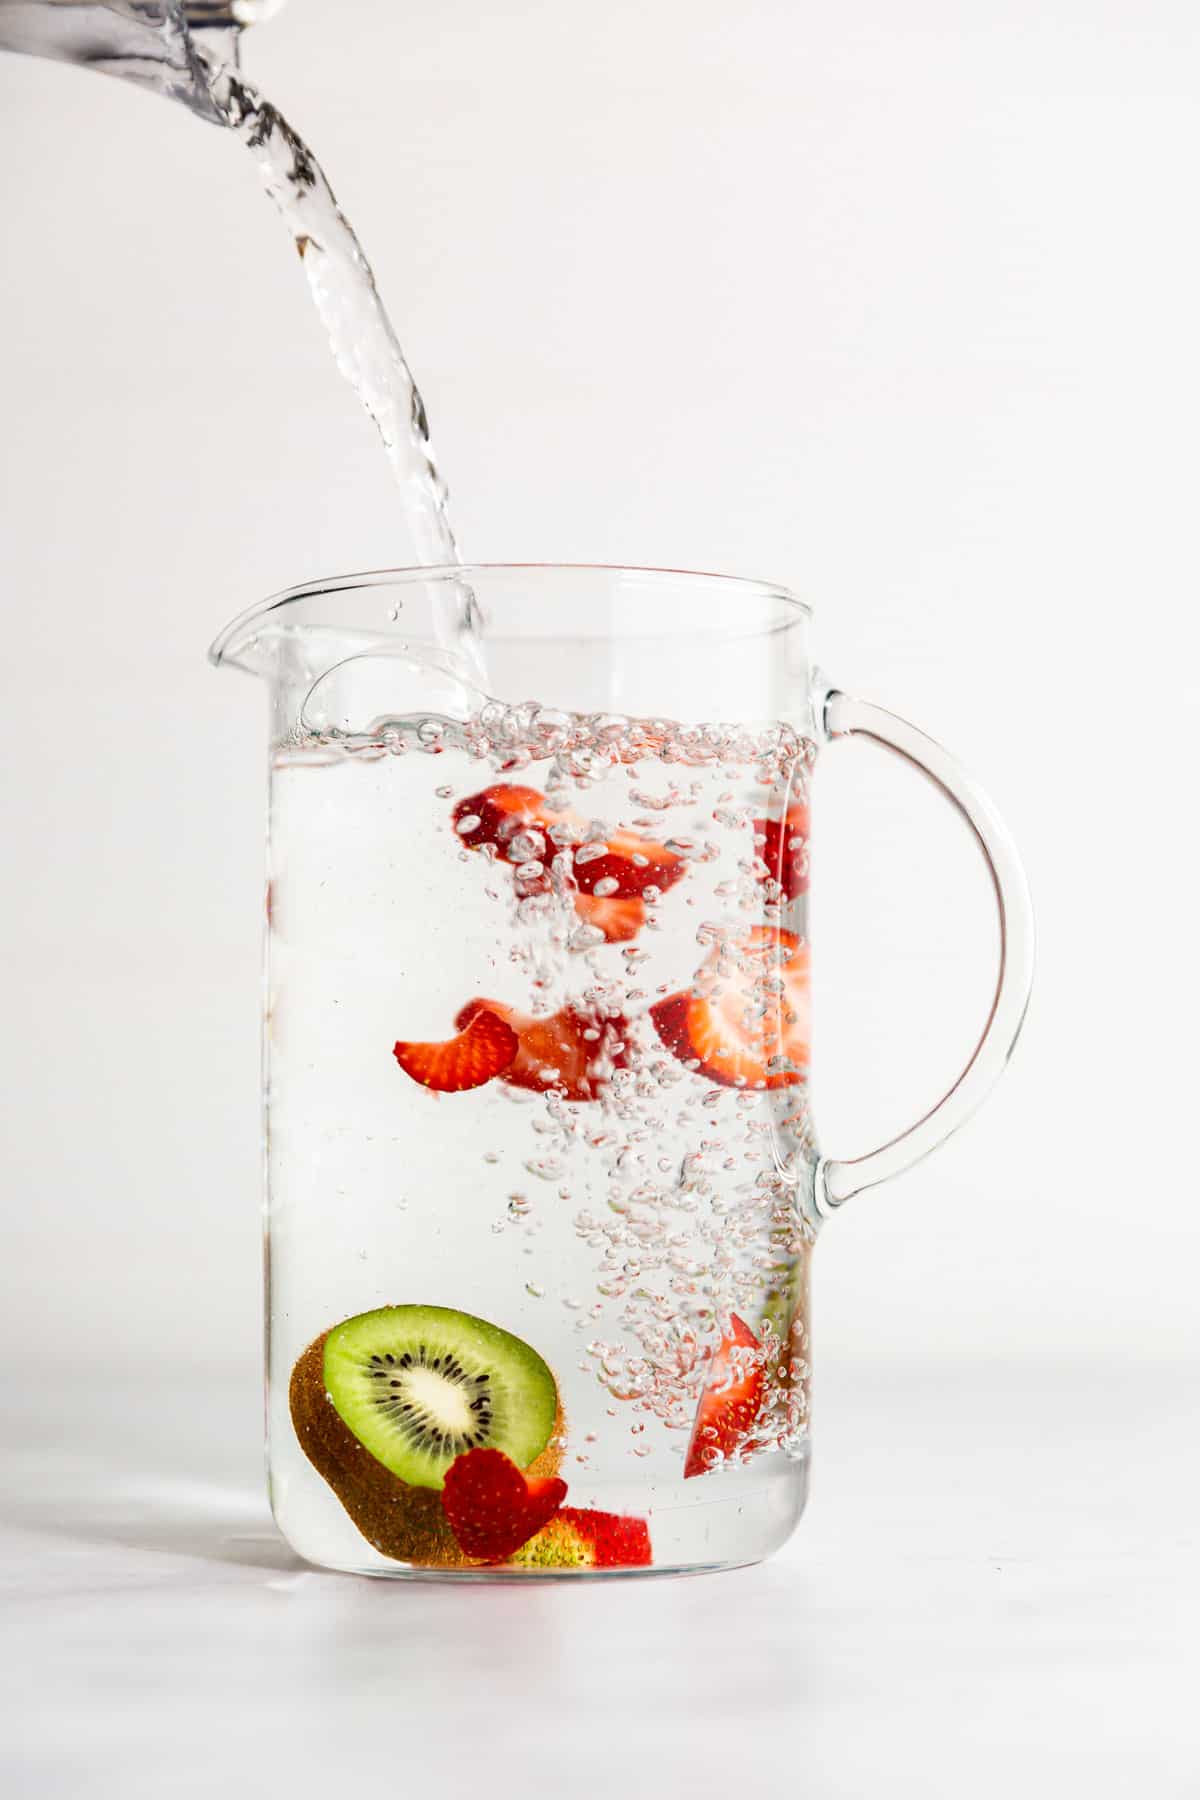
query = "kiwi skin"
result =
(289, 1328, 565, 1567)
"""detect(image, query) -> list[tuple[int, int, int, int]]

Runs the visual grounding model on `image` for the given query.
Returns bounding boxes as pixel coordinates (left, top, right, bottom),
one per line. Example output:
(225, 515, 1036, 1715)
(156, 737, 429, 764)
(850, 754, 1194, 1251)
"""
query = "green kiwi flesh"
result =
(321, 1304, 559, 1489)
(289, 1332, 464, 1566)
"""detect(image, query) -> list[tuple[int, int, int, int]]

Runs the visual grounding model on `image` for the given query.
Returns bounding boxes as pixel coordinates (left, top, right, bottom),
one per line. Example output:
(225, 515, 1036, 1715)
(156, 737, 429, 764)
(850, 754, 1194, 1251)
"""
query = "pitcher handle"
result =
(815, 689, 1035, 1212)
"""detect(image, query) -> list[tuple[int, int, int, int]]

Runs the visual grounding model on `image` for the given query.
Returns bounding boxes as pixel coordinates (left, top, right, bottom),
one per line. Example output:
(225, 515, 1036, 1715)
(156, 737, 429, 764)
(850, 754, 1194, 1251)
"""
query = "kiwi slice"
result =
(322, 1304, 559, 1490)
(290, 1332, 464, 1567)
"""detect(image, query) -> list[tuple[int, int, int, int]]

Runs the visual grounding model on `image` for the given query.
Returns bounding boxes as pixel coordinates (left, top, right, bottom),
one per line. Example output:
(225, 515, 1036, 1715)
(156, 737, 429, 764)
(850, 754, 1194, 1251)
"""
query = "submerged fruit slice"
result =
(573, 891, 646, 944)
(392, 1008, 518, 1093)
(441, 1448, 567, 1561)
(290, 1330, 466, 1567)
(753, 803, 810, 900)
(512, 1506, 653, 1570)
(452, 783, 686, 905)
(684, 1314, 764, 1478)
(455, 997, 629, 1103)
(322, 1305, 560, 1490)
(650, 925, 810, 1089)
(569, 826, 686, 900)
(451, 784, 556, 856)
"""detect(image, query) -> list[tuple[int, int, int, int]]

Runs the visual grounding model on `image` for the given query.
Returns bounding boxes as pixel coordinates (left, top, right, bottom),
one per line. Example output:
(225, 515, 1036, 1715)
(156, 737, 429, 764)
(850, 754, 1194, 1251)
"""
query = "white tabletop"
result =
(2, 1354, 1192, 1798)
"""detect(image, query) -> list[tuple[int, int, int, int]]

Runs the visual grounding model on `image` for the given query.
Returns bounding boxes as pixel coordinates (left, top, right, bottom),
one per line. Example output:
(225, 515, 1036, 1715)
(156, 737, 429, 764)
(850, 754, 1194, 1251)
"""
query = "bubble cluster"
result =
(299, 699, 819, 1472)
(470, 710, 815, 1458)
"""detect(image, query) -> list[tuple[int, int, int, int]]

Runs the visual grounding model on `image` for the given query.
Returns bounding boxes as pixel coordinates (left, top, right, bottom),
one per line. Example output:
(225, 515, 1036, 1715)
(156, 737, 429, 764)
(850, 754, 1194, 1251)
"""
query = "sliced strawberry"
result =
(452, 784, 558, 859)
(512, 1506, 652, 1569)
(452, 783, 685, 904)
(573, 891, 646, 944)
(569, 826, 686, 899)
(573, 1508, 653, 1567)
(392, 1007, 518, 1093)
(753, 803, 810, 900)
(684, 1314, 764, 1478)
(456, 998, 628, 1103)
(441, 1447, 567, 1562)
(650, 925, 811, 1089)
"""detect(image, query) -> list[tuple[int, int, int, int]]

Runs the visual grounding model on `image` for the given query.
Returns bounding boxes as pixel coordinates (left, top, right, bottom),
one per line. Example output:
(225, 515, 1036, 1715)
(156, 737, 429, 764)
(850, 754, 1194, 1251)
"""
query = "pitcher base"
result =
(270, 1452, 810, 1578)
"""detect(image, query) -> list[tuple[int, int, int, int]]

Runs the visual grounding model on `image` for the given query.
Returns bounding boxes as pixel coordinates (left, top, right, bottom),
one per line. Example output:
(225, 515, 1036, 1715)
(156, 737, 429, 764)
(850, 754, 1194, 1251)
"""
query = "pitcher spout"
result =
(208, 596, 281, 679)
(209, 573, 492, 748)
(0, 1, 284, 122)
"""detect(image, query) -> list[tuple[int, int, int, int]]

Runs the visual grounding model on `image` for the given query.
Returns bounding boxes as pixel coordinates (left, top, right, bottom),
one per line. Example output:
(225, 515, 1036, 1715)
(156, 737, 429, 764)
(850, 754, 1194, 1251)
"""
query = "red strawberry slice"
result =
(456, 998, 628, 1103)
(392, 1008, 518, 1094)
(453, 783, 685, 904)
(569, 826, 686, 900)
(572, 1508, 652, 1567)
(753, 804, 810, 900)
(451, 784, 557, 858)
(684, 1314, 764, 1478)
(513, 1506, 652, 1569)
(572, 891, 646, 944)
(441, 1448, 567, 1562)
(650, 925, 811, 1089)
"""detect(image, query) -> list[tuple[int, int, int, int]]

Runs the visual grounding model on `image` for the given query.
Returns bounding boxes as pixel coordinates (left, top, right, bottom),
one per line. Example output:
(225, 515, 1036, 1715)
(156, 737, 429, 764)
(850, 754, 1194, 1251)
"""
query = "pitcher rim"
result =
(208, 561, 811, 668)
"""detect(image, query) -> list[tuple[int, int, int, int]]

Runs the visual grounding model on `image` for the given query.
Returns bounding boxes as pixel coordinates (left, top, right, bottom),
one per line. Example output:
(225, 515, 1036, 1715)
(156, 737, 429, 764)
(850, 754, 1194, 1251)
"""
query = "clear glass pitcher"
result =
(211, 564, 1033, 1578)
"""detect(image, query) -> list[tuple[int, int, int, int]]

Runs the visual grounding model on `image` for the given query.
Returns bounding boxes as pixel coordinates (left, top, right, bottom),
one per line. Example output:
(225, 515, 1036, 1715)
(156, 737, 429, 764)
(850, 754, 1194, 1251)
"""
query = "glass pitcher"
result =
(0, 0, 283, 116)
(211, 564, 1033, 1578)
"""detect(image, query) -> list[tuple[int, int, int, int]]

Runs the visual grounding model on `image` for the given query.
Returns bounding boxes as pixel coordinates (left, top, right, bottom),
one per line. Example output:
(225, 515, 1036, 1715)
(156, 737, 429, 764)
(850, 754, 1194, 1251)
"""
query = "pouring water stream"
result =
(0, 0, 486, 684)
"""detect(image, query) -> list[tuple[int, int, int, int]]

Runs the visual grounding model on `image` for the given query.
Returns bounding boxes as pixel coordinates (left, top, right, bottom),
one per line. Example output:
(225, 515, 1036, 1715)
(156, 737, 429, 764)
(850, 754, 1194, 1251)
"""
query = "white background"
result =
(0, 3, 1196, 1794)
